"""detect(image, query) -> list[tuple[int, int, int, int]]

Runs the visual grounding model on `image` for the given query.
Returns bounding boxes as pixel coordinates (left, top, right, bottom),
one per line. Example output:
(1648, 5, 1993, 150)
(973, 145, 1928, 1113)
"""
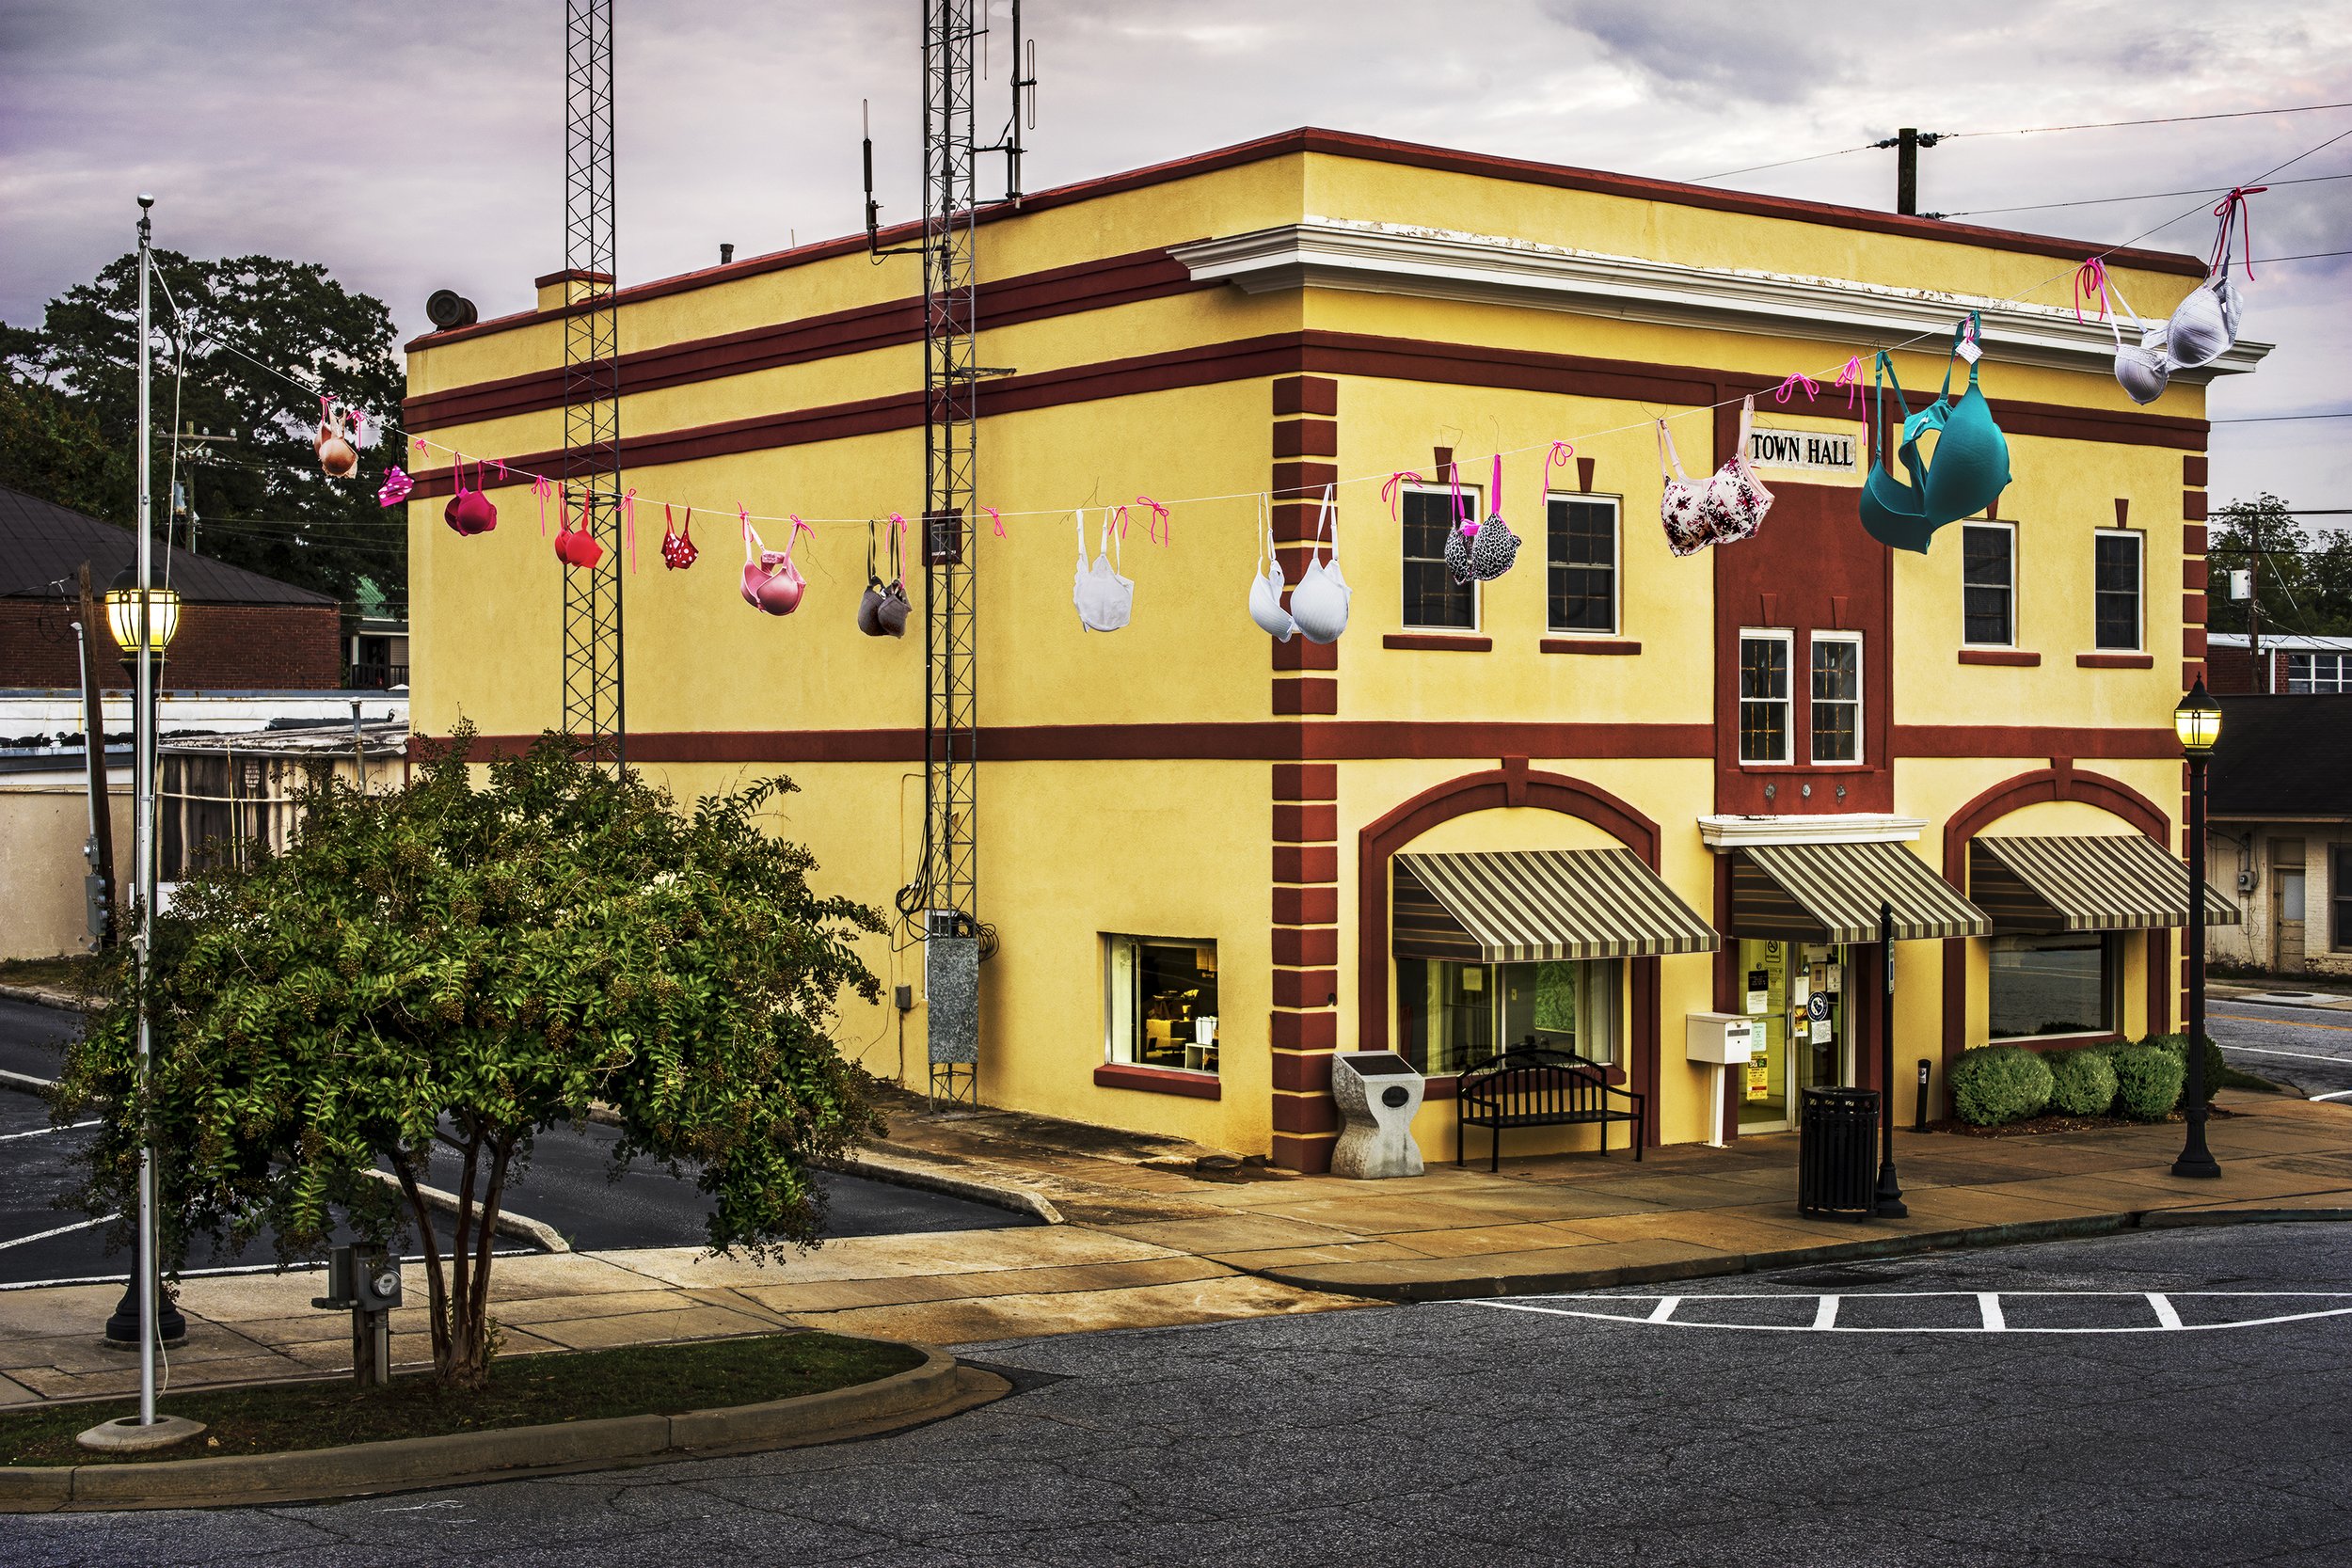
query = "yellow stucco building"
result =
(402, 129, 2263, 1171)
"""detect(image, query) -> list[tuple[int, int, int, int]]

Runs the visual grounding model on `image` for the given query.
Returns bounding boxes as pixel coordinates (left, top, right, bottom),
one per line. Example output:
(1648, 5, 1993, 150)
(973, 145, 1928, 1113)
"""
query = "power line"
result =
(1686, 144, 1880, 183)
(1931, 168, 2352, 219)
(1947, 101, 2352, 140)
(2211, 412, 2352, 423)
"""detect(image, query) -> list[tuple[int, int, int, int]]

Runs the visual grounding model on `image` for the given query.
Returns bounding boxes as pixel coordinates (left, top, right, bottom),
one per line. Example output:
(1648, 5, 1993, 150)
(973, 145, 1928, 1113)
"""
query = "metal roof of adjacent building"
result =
(0, 483, 334, 607)
(2211, 695, 2352, 819)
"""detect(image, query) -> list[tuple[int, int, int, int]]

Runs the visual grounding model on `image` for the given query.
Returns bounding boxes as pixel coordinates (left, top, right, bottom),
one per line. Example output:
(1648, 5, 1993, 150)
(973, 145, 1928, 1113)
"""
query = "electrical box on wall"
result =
(2229, 568, 2253, 602)
(1686, 1012, 1756, 1065)
(2238, 868, 2258, 893)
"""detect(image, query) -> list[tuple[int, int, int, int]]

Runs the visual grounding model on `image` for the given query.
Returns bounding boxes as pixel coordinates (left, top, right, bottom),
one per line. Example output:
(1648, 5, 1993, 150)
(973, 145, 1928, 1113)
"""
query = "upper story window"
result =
(1401, 486, 1475, 630)
(1546, 495, 1620, 634)
(2093, 530, 2143, 651)
(1739, 629, 1792, 764)
(1962, 522, 2014, 646)
(2287, 653, 2350, 692)
(1811, 632, 1863, 764)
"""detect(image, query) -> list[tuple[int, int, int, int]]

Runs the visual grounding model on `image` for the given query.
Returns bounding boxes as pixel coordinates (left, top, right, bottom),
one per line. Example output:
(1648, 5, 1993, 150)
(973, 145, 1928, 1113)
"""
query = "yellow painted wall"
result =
(405, 137, 2222, 1156)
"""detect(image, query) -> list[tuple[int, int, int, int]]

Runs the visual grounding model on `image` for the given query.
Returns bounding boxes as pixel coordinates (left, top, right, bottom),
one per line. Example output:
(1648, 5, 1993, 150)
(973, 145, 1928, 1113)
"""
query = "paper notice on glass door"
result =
(1810, 1017, 1832, 1045)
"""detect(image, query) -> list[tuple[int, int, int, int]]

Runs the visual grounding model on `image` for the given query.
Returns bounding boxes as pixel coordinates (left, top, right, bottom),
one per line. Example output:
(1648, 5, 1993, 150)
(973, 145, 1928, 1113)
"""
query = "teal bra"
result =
(1858, 315, 2012, 555)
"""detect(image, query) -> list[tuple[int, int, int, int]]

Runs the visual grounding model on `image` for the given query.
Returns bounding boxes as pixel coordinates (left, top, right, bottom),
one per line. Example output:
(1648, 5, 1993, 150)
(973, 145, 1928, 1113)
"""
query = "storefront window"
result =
(1988, 932, 2114, 1039)
(1399, 958, 1619, 1076)
(1104, 935, 1218, 1075)
(1401, 487, 1476, 629)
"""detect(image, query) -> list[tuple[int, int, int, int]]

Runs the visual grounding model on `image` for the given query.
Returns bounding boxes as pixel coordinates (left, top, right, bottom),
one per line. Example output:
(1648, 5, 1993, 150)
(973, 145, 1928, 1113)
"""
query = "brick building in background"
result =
(0, 483, 342, 691)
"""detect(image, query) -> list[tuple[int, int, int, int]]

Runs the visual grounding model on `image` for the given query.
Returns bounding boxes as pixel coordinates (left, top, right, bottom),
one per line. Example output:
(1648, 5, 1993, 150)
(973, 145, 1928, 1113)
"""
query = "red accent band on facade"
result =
(1540, 638, 1641, 656)
(2076, 653, 2155, 670)
(1890, 725, 2177, 758)
(1958, 649, 2042, 667)
(1382, 633, 1493, 652)
(1094, 1062, 1222, 1100)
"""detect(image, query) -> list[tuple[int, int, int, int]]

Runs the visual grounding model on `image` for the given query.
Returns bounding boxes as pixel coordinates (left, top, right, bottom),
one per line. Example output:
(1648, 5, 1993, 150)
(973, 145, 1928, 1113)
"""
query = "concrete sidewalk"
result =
(5, 1089, 2349, 1407)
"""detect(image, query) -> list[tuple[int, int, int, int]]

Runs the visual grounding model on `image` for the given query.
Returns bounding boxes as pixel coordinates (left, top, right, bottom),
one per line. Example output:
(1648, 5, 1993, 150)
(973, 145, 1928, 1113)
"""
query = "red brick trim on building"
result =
(1383, 633, 1492, 652)
(2076, 653, 2155, 670)
(1958, 649, 2042, 667)
(1541, 638, 1640, 656)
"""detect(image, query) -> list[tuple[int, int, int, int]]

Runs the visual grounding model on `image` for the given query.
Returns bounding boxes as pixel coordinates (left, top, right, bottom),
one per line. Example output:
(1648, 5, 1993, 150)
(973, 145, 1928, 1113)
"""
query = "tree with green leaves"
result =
(57, 733, 884, 1391)
(2208, 491, 2352, 640)
(3, 251, 404, 612)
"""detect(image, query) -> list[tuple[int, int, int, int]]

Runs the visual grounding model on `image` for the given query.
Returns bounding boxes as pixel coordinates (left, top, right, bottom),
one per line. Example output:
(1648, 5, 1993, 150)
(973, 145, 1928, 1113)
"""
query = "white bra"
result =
(2164, 198, 2250, 372)
(1247, 496, 1296, 641)
(1288, 484, 1350, 645)
(1073, 509, 1134, 633)
(2098, 276, 2171, 405)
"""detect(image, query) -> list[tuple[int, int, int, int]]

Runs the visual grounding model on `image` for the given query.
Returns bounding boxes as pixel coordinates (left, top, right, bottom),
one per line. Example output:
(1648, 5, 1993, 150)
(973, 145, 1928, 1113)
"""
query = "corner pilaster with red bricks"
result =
(2176, 451, 2209, 1029)
(1269, 374, 1342, 1171)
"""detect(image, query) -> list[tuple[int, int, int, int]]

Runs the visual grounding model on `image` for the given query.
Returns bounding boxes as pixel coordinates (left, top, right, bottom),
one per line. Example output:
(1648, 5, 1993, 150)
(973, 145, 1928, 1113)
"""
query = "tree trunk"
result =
(390, 1124, 516, 1392)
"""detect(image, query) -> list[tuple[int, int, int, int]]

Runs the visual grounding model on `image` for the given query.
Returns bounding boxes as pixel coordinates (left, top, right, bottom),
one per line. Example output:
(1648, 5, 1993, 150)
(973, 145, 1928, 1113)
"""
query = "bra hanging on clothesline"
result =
(1248, 495, 1296, 641)
(740, 511, 813, 616)
(1290, 484, 1351, 644)
(444, 457, 498, 537)
(858, 514, 912, 638)
(1443, 455, 1521, 583)
(660, 505, 698, 569)
(1657, 395, 1772, 558)
(1073, 508, 1135, 632)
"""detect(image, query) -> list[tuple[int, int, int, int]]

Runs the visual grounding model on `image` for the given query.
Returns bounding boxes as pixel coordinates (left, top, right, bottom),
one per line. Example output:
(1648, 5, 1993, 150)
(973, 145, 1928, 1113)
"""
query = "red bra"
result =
(553, 486, 605, 569)
(444, 457, 498, 536)
(661, 505, 698, 569)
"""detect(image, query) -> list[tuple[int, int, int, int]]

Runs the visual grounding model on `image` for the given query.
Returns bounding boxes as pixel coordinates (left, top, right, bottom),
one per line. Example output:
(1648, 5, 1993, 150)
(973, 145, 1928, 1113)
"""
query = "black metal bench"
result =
(1456, 1041, 1646, 1169)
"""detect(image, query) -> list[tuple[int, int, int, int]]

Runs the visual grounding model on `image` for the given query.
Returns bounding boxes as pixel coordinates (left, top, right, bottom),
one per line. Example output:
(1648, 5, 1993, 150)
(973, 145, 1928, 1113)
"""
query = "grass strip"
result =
(1, 1331, 919, 1466)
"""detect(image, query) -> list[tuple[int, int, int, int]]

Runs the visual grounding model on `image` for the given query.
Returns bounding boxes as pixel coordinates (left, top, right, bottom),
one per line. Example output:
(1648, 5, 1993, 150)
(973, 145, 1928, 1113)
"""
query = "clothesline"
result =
(180, 127, 2341, 535)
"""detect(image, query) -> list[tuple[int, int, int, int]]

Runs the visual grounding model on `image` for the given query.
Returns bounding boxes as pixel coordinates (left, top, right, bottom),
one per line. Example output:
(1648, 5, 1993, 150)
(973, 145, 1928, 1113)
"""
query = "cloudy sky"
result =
(4, 0, 2347, 509)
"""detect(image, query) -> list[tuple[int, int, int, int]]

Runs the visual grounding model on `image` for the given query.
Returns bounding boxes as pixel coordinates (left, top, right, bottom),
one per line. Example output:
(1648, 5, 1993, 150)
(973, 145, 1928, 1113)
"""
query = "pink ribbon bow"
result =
(2073, 257, 2110, 323)
(1542, 442, 1575, 486)
(1773, 372, 1819, 404)
(1135, 495, 1170, 545)
(1834, 356, 1866, 411)
(1381, 470, 1424, 519)
(2213, 185, 2266, 279)
(532, 474, 555, 536)
(624, 487, 638, 573)
(376, 467, 413, 508)
(984, 504, 1005, 538)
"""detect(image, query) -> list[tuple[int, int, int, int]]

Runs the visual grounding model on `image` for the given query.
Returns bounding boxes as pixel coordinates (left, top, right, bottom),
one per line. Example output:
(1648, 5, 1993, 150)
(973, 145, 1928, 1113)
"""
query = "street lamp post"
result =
(2172, 679, 2222, 1180)
(101, 568, 183, 1355)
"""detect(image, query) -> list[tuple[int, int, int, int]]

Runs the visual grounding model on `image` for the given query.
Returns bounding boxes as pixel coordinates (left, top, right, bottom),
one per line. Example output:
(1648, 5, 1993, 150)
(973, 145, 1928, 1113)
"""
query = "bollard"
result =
(1915, 1058, 1932, 1132)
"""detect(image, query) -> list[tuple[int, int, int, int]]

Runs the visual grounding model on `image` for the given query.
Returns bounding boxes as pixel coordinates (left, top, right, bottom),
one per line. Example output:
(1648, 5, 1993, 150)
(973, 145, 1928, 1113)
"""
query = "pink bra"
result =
(740, 510, 814, 616)
(552, 486, 605, 568)
(443, 457, 498, 537)
(1657, 394, 1772, 557)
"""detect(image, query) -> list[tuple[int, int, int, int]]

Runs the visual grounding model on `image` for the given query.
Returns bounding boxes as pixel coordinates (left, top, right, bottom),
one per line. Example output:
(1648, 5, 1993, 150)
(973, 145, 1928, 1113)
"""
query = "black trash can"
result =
(1796, 1086, 1880, 1220)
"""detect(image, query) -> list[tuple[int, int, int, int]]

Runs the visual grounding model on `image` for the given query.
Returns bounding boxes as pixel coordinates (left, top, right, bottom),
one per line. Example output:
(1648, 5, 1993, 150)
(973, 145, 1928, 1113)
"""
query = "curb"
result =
(355, 1168, 571, 1255)
(0, 1341, 998, 1513)
(823, 1147, 1065, 1226)
(0, 983, 87, 1012)
(1243, 1206, 2352, 1304)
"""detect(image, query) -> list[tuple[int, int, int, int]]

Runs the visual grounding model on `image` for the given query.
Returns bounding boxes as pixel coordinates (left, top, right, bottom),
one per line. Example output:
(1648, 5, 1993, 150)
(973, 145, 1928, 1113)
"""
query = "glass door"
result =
(1736, 939, 1791, 1132)
(1794, 944, 1850, 1096)
(1738, 940, 1852, 1133)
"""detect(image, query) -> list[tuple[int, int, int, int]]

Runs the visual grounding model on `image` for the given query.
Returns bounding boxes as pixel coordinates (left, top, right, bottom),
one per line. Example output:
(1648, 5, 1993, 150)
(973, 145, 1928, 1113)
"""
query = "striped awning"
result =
(1730, 840, 1989, 943)
(1393, 848, 1720, 962)
(1969, 834, 2242, 932)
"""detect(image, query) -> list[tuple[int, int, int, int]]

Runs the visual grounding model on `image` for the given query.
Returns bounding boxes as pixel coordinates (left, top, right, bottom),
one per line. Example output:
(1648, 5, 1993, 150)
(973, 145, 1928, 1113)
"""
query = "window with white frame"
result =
(2093, 531, 2143, 651)
(1546, 494, 1619, 634)
(1401, 485, 1475, 630)
(1739, 630, 1792, 764)
(1104, 935, 1219, 1076)
(1811, 632, 1863, 764)
(2287, 653, 2350, 692)
(1962, 522, 2014, 646)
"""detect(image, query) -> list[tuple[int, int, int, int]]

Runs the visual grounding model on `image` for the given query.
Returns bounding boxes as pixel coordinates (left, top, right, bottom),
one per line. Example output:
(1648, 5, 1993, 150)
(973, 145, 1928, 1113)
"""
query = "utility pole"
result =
(2247, 512, 2266, 693)
(1876, 128, 1942, 216)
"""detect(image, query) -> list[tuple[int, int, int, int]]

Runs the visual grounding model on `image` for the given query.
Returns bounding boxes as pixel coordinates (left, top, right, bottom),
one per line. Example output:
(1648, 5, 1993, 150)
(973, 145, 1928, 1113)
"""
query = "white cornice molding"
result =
(1699, 814, 1930, 848)
(1172, 218, 2272, 382)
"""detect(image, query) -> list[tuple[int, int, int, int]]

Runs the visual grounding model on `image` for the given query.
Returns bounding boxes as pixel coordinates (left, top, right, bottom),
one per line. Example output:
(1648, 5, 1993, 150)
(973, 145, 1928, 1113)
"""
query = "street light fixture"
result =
(2172, 678, 2222, 1180)
(103, 577, 181, 667)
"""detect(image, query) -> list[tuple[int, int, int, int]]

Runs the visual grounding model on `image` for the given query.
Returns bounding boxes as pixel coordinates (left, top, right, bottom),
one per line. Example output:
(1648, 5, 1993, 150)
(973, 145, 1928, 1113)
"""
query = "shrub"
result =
(2110, 1043, 2185, 1121)
(2139, 1033, 2226, 1105)
(2042, 1048, 2120, 1117)
(1950, 1044, 2054, 1126)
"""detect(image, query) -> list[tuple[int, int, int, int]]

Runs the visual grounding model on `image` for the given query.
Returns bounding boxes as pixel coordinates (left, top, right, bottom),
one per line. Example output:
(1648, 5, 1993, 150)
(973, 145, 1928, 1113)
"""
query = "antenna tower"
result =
(872, 0, 1035, 1107)
(563, 0, 624, 768)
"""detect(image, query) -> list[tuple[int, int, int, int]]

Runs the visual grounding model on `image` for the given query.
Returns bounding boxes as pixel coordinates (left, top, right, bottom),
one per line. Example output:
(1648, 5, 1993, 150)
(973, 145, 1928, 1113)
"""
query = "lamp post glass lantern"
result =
(103, 579, 181, 664)
(2173, 679, 2222, 1180)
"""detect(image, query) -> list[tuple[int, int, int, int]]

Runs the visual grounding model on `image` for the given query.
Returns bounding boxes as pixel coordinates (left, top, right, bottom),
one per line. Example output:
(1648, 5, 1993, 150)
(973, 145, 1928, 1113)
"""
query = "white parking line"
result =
(0, 1213, 118, 1252)
(2217, 1043, 2352, 1064)
(2312, 1089, 2352, 1102)
(0, 1118, 99, 1141)
(1466, 1291, 2352, 1334)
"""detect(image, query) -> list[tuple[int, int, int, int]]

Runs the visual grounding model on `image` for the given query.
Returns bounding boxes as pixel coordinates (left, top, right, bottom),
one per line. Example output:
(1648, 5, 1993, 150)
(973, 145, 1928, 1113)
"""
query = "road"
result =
(8, 1222, 2349, 1565)
(0, 997, 1029, 1290)
(2209, 996, 2352, 1100)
